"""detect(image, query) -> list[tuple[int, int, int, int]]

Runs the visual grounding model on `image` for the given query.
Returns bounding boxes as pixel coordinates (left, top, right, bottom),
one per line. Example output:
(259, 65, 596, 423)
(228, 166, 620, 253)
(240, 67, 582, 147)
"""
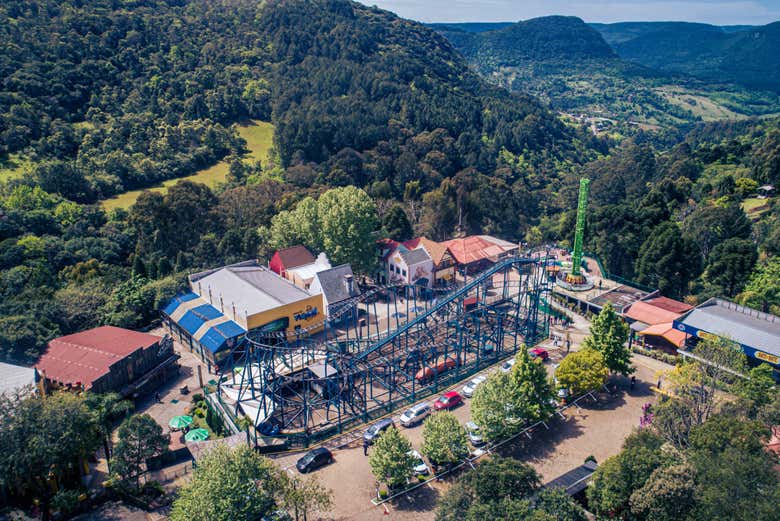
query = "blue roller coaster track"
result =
(214, 253, 554, 447)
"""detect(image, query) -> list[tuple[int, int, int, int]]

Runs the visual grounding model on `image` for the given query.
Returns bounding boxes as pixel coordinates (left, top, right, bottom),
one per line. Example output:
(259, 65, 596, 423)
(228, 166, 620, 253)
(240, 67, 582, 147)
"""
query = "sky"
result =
(355, 0, 780, 25)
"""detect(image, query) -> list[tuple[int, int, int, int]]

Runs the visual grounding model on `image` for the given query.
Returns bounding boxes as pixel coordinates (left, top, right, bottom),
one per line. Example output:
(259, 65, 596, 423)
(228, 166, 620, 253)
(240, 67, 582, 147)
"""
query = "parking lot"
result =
(269, 333, 666, 520)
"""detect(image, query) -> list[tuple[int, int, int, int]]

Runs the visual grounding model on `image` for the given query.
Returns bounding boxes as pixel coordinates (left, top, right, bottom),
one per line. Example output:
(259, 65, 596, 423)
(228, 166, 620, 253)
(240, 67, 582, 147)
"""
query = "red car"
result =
(529, 347, 549, 361)
(434, 391, 463, 411)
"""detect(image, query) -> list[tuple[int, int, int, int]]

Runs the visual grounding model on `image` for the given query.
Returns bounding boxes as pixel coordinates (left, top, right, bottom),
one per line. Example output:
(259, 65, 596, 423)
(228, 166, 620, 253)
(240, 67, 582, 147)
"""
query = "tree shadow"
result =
(390, 482, 442, 513)
(495, 415, 586, 464)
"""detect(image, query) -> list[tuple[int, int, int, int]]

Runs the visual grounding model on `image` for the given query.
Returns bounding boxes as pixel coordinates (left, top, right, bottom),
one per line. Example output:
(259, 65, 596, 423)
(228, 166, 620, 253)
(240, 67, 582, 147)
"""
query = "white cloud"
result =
(356, 0, 780, 25)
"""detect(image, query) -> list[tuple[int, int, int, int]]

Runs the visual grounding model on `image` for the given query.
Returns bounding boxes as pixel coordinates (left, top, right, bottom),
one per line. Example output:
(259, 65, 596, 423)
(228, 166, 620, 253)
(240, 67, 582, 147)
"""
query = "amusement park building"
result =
(674, 298, 780, 371)
(35, 326, 177, 396)
(268, 245, 316, 279)
(162, 260, 324, 370)
(310, 264, 360, 317)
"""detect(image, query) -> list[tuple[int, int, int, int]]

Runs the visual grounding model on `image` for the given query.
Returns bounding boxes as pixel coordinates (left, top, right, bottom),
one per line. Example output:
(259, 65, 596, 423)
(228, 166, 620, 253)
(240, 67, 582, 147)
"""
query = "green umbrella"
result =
(168, 415, 193, 430)
(184, 428, 210, 442)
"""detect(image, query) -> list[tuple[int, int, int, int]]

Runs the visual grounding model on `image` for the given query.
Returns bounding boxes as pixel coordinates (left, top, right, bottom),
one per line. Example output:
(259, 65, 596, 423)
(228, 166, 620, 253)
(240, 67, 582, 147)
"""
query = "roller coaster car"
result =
(415, 357, 456, 383)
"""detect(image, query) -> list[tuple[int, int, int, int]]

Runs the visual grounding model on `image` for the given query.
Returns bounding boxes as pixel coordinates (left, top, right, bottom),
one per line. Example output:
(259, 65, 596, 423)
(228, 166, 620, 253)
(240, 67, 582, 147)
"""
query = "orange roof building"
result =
(623, 297, 693, 352)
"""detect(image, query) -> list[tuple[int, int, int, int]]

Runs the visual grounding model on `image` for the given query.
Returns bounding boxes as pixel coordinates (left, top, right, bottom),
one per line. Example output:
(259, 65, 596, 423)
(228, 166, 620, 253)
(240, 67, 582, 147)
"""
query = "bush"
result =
(51, 489, 82, 516)
(192, 393, 204, 403)
(632, 346, 678, 365)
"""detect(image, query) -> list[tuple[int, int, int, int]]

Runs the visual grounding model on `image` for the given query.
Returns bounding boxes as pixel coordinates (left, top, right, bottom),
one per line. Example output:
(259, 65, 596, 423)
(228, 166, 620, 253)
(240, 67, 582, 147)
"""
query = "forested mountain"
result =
(433, 16, 618, 71)
(592, 21, 780, 92)
(0, 0, 604, 362)
(434, 17, 780, 129)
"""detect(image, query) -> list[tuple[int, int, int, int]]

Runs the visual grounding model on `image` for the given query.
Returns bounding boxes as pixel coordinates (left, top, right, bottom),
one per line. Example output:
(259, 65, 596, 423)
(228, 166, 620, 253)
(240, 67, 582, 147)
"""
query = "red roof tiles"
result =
(36, 326, 161, 389)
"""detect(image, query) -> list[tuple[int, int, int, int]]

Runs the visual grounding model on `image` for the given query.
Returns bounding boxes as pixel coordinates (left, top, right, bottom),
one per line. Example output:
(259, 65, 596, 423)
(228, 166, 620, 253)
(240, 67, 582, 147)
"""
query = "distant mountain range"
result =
(433, 18, 780, 92)
(432, 17, 780, 128)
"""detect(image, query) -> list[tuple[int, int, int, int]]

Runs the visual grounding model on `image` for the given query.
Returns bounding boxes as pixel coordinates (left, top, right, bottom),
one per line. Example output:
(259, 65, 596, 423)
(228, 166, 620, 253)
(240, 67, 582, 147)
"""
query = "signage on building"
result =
(294, 305, 318, 322)
(755, 351, 780, 365)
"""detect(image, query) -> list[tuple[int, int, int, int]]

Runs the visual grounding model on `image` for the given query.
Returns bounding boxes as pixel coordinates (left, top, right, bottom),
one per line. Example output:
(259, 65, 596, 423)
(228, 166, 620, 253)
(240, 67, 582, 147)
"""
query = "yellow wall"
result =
(245, 294, 325, 334)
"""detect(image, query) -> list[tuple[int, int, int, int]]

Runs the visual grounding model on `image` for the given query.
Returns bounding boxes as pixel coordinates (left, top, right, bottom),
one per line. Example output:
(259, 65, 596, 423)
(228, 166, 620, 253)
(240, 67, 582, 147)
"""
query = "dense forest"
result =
(592, 21, 780, 92)
(0, 0, 603, 363)
(0, 0, 779, 367)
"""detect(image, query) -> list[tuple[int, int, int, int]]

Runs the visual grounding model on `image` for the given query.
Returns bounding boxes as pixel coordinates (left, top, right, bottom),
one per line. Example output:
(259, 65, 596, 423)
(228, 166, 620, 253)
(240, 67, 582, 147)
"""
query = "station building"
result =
(162, 260, 325, 371)
(35, 326, 178, 396)
(674, 298, 780, 371)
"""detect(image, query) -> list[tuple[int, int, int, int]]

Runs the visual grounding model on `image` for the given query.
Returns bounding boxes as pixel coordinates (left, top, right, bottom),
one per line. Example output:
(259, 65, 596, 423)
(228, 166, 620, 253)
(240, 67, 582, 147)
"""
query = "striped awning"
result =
(162, 293, 246, 353)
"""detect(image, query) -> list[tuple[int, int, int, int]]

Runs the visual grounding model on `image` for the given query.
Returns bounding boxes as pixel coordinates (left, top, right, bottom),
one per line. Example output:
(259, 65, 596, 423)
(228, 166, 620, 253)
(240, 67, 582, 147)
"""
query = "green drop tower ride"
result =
(565, 178, 590, 285)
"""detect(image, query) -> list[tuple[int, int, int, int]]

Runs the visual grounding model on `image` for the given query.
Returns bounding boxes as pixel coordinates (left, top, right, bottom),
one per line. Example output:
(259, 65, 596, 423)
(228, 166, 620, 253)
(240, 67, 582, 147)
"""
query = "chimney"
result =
(344, 273, 354, 295)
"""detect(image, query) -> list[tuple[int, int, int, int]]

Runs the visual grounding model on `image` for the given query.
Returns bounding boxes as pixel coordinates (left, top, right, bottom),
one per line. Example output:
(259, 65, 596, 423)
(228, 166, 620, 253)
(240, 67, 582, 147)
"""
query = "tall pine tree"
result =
(583, 303, 634, 376)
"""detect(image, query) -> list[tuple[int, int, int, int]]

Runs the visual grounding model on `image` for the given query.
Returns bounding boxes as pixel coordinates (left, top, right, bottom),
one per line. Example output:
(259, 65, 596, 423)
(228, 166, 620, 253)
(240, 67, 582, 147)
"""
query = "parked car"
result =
(408, 450, 430, 476)
(500, 358, 516, 373)
(364, 417, 395, 444)
(296, 447, 333, 473)
(465, 421, 485, 446)
(529, 347, 549, 361)
(415, 357, 457, 383)
(400, 402, 431, 427)
(434, 391, 463, 411)
(462, 374, 487, 398)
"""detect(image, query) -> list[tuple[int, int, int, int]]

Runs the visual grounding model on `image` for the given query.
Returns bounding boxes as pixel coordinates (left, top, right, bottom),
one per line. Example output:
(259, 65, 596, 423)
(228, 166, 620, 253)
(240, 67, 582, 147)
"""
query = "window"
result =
(402, 269, 407, 277)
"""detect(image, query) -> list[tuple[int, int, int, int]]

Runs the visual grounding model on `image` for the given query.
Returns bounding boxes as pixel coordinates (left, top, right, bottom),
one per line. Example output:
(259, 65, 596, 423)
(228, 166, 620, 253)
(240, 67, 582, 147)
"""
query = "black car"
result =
(296, 447, 333, 473)
(363, 417, 395, 445)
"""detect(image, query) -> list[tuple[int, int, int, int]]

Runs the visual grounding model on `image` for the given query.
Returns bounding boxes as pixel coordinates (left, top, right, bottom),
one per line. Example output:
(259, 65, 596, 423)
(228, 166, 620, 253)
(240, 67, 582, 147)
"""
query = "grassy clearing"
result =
(102, 120, 274, 211)
(741, 196, 771, 217)
(0, 153, 35, 181)
(657, 88, 744, 121)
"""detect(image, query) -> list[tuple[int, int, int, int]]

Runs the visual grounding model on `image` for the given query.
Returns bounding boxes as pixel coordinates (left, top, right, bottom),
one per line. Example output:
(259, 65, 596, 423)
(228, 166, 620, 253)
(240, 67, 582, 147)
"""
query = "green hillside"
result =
(435, 17, 780, 129)
(592, 21, 780, 92)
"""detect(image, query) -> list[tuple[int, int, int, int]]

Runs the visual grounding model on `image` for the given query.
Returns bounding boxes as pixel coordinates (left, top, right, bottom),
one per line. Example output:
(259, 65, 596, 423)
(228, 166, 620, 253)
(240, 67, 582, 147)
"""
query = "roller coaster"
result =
(214, 254, 553, 447)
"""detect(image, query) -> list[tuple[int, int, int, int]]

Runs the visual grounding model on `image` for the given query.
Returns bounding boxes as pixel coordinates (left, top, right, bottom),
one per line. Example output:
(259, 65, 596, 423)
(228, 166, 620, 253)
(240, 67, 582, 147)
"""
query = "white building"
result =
(387, 247, 433, 287)
(285, 252, 332, 291)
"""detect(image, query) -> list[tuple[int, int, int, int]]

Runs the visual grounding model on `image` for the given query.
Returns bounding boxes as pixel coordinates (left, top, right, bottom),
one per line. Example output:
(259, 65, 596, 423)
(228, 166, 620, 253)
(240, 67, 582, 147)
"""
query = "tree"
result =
(171, 445, 282, 521)
(112, 414, 169, 491)
(368, 427, 414, 489)
(635, 222, 701, 299)
(738, 257, 780, 314)
(509, 347, 555, 423)
(278, 472, 333, 521)
(535, 488, 587, 521)
(421, 412, 469, 467)
(682, 204, 752, 260)
(666, 336, 747, 428)
(436, 457, 542, 521)
(0, 393, 100, 520)
(471, 371, 522, 441)
(703, 238, 757, 298)
(317, 186, 378, 274)
(382, 204, 413, 241)
(555, 348, 608, 396)
(582, 302, 633, 376)
(734, 363, 776, 416)
(629, 464, 696, 521)
(85, 392, 133, 465)
(587, 430, 669, 519)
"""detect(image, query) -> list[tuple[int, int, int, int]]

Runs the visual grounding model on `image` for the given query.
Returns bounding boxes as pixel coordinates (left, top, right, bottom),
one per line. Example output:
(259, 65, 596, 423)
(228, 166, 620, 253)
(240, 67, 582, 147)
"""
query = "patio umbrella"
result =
(184, 428, 210, 442)
(169, 415, 193, 430)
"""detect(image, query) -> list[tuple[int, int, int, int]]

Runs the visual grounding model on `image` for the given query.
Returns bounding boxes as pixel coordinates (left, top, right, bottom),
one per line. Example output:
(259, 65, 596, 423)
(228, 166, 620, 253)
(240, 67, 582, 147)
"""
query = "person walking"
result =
(363, 439, 369, 456)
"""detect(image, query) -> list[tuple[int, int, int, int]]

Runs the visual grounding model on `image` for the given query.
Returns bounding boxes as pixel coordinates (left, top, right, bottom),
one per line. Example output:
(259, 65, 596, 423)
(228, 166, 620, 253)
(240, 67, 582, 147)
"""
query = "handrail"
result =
(355, 255, 539, 362)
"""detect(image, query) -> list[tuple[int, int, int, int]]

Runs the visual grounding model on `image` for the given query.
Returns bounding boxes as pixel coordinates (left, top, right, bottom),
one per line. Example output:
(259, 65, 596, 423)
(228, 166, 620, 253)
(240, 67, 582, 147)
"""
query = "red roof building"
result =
(269, 246, 316, 278)
(443, 235, 518, 266)
(36, 326, 175, 395)
(623, 297, 693, 352)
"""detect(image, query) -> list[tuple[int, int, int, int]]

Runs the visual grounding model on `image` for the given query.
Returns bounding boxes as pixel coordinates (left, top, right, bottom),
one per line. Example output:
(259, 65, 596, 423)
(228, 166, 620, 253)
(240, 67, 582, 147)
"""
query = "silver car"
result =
(408, 450, 430, 476)
(500, 358, 516, 373)
(465, 421, 484, 446)
(462, 374, 487, 398)
(399, 402, 431, 427)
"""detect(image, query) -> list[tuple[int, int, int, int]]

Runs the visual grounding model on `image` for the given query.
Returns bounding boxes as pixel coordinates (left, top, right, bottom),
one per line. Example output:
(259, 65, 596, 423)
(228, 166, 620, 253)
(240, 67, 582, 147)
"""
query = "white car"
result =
(465, 421, 485, 446)
(500, 358, 516, 373)
(399, 402, 431, 427)
(408, 450, 430, 476)
(462, 375, 487, 398)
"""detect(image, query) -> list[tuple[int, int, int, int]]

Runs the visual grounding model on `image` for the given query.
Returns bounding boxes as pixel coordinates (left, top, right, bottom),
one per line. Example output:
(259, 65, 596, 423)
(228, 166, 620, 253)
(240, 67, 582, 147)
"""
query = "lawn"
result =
(102, 120, 274, 211)
(741, 196, 771, 217)
(0, 153, 35, 181)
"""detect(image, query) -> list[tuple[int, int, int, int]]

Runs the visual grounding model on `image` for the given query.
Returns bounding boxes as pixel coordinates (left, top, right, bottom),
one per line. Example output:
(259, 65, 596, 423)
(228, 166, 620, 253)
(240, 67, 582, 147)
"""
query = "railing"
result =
(582, 251, 656, 293)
